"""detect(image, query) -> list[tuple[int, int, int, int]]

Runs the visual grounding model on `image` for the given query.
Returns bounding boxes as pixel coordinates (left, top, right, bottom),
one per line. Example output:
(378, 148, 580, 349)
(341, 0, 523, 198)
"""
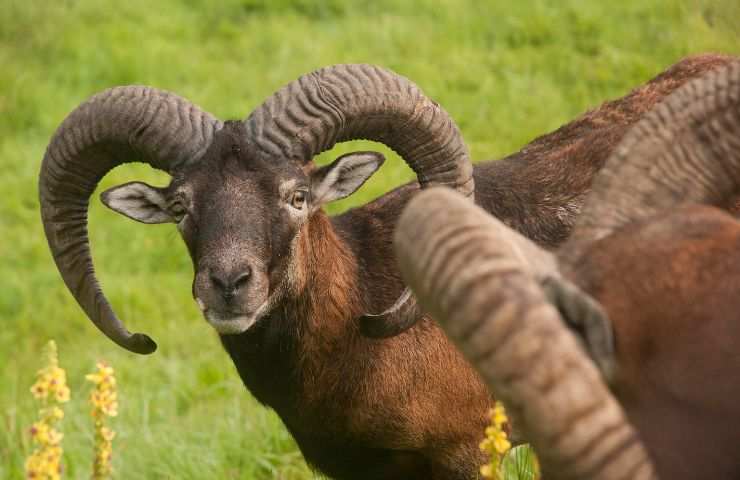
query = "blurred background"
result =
(1, 0, 737, 478)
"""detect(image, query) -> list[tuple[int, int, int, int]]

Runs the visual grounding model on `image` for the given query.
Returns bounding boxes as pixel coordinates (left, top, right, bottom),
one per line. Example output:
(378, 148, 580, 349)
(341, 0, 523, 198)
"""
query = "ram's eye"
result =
(170, 202, 187, 222)
(290, 190, 307, 210)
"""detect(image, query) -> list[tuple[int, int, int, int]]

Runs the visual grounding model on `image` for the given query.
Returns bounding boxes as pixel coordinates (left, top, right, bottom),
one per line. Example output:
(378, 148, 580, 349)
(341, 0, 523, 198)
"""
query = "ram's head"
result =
(100, 122, 385, 335)
(40, 65, 474, 353)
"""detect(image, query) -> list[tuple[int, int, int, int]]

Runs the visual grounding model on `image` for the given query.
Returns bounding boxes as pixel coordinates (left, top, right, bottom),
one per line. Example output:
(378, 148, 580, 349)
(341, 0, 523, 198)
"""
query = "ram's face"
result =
(176, 151, 312, 334)
(101, 124, 384, 335)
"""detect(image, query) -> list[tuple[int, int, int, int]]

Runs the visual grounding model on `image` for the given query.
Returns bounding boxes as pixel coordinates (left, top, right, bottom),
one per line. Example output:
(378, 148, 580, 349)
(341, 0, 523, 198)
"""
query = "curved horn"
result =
(562, 60, 740, 264)
(395, 188, 656, 480)
(39, 86, 223, 354)
(243, 64, 474, 338)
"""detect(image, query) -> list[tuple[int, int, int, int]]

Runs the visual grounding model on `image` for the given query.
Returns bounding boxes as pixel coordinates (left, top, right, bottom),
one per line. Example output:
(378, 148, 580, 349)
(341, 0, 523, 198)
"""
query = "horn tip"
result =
(124, 333, 158, 355)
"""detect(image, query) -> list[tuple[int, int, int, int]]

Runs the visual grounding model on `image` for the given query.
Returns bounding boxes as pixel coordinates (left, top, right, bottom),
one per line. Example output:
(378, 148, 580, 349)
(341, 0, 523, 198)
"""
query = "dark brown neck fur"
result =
(220, 213, 364, 418)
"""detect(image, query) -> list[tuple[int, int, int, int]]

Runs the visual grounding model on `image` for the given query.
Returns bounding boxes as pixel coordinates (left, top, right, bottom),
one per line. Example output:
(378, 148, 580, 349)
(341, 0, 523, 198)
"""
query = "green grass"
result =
(1, 0, 737, 478)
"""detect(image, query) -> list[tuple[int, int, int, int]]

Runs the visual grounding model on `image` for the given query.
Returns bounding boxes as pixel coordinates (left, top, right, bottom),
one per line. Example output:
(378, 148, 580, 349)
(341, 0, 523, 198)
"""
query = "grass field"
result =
(1, 0, 737, 478)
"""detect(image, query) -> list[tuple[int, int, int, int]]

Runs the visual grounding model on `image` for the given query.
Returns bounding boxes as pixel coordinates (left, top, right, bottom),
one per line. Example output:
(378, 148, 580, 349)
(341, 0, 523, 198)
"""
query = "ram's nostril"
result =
(222, 289, 236, 301)
(210, 274, 227, 292)
(210, 267, 252, 301)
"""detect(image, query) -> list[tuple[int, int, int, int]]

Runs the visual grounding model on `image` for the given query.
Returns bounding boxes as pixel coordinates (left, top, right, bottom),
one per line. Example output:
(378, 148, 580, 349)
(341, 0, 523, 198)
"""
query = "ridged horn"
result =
(243, 64, 474, 338)
(395, 188, 656, 480)
(39, 86, 223, 354)
(562, 60, 740, 264)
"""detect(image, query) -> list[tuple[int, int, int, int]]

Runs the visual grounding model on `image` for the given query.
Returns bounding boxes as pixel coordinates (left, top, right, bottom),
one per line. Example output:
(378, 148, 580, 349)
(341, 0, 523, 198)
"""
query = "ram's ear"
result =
(310, 151, 384, 207)
(100, 181, 173, 224)
(541, 275, 616, 381)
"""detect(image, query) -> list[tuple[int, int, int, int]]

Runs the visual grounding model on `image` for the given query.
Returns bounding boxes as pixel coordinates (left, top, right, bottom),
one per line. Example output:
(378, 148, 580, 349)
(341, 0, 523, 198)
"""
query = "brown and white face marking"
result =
(101, 123, 384, 335)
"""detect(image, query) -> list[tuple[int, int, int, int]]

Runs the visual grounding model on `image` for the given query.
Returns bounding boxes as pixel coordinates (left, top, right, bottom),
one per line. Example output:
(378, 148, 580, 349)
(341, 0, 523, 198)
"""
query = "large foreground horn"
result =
(562, 60, 740, 263)
(396, 188, 656, 480)
(39, 87, 223, 354)
(243, 64, 474, 337)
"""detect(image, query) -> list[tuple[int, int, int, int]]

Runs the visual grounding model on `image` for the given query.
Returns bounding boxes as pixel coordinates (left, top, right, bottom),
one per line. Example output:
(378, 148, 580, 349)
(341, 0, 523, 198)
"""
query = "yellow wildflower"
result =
(87, 361, 118, 479)
(41, 407, 65, 422)
(54, 385, 70, 403)
(479, 401, 512, 479)
(100, 426, 116, 442)
(31, 382, 47, 400)
(492, 403, 507, 429)
(493, 431, 512, 455)
(30, 422, 50, 444)
(25, 340, 68, 480)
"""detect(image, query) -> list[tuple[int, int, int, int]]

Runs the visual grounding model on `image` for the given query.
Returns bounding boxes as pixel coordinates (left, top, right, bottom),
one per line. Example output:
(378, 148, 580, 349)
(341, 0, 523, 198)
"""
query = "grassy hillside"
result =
(1, 0, 737, 478)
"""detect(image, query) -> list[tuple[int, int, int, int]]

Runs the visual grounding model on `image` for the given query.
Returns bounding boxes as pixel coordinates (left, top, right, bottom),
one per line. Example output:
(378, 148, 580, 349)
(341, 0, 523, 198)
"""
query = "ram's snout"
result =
(192, 252, 270, 335)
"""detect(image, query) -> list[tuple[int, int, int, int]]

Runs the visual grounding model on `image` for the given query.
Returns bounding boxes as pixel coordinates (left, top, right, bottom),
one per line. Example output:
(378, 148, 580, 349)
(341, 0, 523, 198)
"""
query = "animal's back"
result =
(570, 205, 740, 480)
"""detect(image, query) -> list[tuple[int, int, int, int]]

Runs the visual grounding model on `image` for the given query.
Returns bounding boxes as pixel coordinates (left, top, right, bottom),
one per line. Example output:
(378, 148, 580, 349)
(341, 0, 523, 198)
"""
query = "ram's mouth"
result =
(196, 299, 268, 335)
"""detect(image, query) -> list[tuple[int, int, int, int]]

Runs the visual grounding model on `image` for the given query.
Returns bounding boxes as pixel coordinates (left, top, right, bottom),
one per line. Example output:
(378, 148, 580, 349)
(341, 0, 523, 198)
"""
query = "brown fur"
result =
(213, 55, 734, 479)
(222, 213, 490, 479)
(569, 205, 740, 480)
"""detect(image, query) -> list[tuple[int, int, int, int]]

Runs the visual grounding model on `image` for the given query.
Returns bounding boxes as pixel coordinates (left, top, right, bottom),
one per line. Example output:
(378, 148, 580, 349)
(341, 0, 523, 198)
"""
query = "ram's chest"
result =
(219, 320, 356, 413)
(278, 378, 418, 468)
(225, 335, 403, 440)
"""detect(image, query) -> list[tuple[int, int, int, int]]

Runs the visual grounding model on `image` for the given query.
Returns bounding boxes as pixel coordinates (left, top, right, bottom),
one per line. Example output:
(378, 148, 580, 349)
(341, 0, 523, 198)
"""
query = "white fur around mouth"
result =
(198, 300, 268, 335)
